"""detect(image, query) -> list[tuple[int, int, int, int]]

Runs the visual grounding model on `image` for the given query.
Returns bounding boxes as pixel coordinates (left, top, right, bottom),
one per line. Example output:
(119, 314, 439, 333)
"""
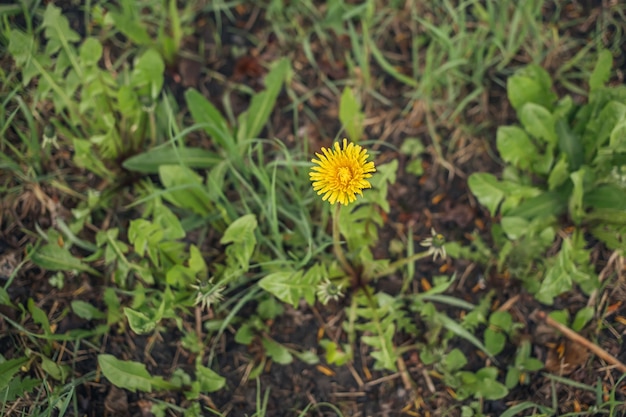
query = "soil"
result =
(1, 2, 626, 417)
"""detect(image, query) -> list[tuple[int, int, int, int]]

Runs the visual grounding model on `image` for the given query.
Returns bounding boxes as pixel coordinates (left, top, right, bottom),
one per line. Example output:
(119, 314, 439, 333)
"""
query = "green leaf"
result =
(28, 298, 51, 334)
(261, 338, 293, 364)
(339, 87, 364, 142)
(0, 357, 28, 391)
(438, 313, 494, 360)
(506, 190, 568, 220)
(132, 48, 165, 99)
(547, 155, 569, 190)
(549, 310, 570, 325)
(537, 262, 572, 305)
(468, 173, 505, 216)
(42, 4, 81, 54)
(490, 311, 513, 329)
(234, 324, 255, 345)
(585, 184, 626, 211)
(185, 89, 235, 152)
(361, 324, 396, 371)
(0, 287, 11, 306)
(520, 102, 557, 146)
(159, 165, 213, 216)
(109, 9, 151, 45)
(195, 364, 225, 393)
(71, 300, 106, 320)
(41, 356, 69, 382)
(442, 348, 467, 372)
(221, 214, 258, 271)
(569, 168, 586, 225)
(507, 64, 556, 112)
(609, 120, 626, 152)
(484, 329, 506, 356)
(556, 118, 583, 171)
(98, 354, 154, 392)
(220, 214, 258, 244)
(237, 58, 290, 142)
(589, 49, 613, 91)
(124, 308, 157, 334)
(30, 243, 101, 276)
(123, 146, 221, 173)
(571, 306, 594, 332)
(475, 368, 509, 400)
(501, 217, 529, 240)
(496, 126, 538, 170)
(0, 376, 39, 402)
(79, 37, 103, 66)
(258, 264, 323, 307)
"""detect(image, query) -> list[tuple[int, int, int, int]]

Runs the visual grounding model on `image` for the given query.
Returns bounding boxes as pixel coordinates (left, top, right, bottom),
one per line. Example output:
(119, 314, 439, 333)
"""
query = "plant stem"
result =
(369, 250, 432, 280)
(332, 204, 356, 278)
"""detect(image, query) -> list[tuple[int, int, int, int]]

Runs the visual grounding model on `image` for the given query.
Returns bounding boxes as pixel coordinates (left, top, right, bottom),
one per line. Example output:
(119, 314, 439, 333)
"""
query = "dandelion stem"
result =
(332, 204, 356, 278)
(369, 250, 432, 280)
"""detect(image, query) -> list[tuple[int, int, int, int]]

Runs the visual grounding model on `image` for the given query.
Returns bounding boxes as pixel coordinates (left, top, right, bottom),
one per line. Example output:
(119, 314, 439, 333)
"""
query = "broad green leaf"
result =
(30, 243, 101, 276)
(220, 214, 257, 244)
(507, 190, 568, 220)
(609, 120, 626, 152)
(474, 368, 509, 400)
(442, 348, 467, 372)
(547, 155, 569, 190)
(185, 89, 234, 151)
(195, 364, 225, 393)
(41, 356, 69, 382)
(484, 329, 506, 356)
(123, 146, 221, 173)
(261, 338, 293, 364)
(237, 58, 290, 142)
(496, 126, 538, 170)
(8, 30, 39, 85)
(468, 173, 506, 216)
(234, 324, 255, 345)
(221, 214, 258, 271)
(0, 357, 28, 391)
(556, 118, 583, 171)
(489, 311, 513, 329)
(571, 307, 594, 332)
(258, 264, 323, 307)
(131, 48, 165, 99)
(71, 300, 106, 320)
(124, 307, 157, 334)
(108, 10, 151, 45)
(79, 37, 103, 66)
(501, 217, 529, 240)
(159, 165, 213, 216)
(589, 49, 613, 91)
(585, 184, 626, 211)
(520, 102, 557, 146)
(537, 262, 572, 305)
(98, 354, 154, 392)
(507, 64, 556, 112)
(42, 4, 81, 54)
(339, 87, 364, 142)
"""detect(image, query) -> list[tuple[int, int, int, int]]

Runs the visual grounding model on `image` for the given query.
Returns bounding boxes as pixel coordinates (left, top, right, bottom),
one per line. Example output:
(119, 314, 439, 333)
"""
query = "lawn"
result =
(1, 1, 626, 416)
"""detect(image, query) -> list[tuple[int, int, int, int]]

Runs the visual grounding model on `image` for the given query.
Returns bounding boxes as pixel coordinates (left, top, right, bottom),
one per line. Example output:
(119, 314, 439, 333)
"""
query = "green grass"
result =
(1, 0, 625, 416)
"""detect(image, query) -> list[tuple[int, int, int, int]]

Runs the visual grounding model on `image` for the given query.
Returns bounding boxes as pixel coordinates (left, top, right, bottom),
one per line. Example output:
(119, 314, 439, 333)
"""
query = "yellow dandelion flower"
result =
(310, 138, 376, 205)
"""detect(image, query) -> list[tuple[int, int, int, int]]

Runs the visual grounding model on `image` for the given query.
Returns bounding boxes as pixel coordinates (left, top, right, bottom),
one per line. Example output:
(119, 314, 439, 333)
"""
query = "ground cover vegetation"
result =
(1, 0, 626, 416)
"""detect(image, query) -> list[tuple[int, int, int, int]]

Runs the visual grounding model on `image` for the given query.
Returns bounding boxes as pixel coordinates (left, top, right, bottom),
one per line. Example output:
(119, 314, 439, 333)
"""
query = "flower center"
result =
(336, 166, 353, 188)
